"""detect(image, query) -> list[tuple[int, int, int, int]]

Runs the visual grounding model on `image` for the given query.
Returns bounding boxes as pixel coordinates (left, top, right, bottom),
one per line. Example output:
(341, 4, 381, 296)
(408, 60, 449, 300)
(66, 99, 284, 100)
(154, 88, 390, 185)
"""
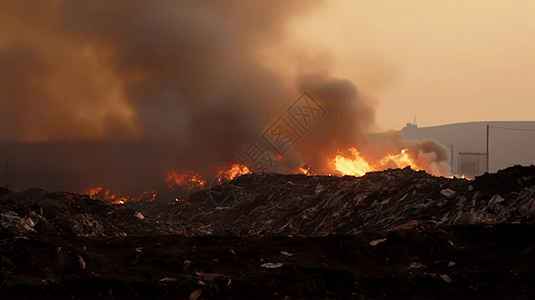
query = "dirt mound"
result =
(1, 165, 535, 298)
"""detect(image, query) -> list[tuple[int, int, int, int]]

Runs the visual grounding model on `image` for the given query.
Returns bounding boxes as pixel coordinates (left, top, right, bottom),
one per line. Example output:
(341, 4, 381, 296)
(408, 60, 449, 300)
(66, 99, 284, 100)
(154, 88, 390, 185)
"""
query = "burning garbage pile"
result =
(82, 187, 157, 205)
(0, 0, 533, 297)
(1, 165, 535, 298)
(137, 165, 535, 237)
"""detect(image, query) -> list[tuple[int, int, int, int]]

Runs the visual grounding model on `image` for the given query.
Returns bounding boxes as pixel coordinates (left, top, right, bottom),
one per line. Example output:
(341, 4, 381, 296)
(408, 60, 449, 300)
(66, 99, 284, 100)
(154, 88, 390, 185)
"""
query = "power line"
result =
(489, 126, 535, 132)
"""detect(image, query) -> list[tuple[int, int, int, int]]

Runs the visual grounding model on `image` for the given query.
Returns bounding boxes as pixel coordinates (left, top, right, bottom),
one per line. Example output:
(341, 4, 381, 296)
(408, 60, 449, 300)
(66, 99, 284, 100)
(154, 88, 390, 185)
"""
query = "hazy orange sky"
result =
(278, 0, 535, 130)
(0, 0, 533, 141)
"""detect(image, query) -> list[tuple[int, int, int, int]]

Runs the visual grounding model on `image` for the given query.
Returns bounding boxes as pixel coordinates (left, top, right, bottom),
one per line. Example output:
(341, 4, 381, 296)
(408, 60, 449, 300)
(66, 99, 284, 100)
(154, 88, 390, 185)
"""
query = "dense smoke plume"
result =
(0, 0, 449, 193)
(292, 74, 450, 176)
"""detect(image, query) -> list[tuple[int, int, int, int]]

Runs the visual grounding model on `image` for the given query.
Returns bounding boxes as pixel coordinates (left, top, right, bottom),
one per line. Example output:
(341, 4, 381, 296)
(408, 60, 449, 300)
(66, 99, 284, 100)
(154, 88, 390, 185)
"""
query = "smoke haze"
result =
(0, 0, 449, 192)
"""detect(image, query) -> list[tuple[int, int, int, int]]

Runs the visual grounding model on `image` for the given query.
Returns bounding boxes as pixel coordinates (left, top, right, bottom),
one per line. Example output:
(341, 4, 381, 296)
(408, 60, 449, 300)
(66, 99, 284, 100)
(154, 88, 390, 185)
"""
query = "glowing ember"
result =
(165, 170, 206, 191)
(448, 174, 472, 180)
(82, 187, 156, 204)
(217, 164, 251, 181)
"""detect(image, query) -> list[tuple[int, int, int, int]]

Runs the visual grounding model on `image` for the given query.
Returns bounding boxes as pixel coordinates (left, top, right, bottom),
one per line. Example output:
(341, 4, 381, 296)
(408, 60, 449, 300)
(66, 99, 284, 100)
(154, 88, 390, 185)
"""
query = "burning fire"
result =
(217, 164, 251, 181)
(448, 174, 472, 180)
(300, 163, 316, 176)
(165, 170, 206, 191)
(166, 163, 250, 191)
(84, 148, 454, 205)
(82, 187, 156, 204)
(331, 148, 423, 176)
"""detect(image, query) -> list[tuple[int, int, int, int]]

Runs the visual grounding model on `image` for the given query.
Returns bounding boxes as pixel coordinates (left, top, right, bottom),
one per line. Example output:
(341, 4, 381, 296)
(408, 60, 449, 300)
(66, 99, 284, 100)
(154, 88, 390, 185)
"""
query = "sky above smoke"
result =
(282, 0, 535, 130)
(0, 0, 473, 191)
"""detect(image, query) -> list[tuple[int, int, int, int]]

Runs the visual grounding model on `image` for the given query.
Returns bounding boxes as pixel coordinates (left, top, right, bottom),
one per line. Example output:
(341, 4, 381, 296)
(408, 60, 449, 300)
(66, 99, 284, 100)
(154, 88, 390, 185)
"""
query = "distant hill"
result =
(400, 121, 535, 175)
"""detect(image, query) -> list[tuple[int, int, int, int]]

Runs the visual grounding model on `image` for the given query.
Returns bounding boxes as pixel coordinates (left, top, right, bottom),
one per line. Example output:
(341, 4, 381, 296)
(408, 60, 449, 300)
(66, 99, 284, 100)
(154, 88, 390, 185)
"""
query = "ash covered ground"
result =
(1, 165, 535, 298)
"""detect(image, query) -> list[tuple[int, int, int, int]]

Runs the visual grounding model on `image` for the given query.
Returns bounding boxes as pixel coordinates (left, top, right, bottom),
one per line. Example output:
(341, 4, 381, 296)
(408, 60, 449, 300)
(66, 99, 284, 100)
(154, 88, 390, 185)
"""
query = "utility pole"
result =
(450, 145, 454, 174)
(486, 125, 489, 173)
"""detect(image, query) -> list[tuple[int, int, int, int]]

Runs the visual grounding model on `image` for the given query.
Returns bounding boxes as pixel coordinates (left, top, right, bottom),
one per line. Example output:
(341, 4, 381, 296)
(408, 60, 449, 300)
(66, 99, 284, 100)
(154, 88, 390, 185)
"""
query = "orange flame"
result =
(165, 170, 206, 191)
(448, 174, 472, 180)
(331, 148, 424, 176)
(217, 164, 251, 181)
(332, 148, 374, 176)
(82, 187, 156, 204)
(299, 163, 316, 176)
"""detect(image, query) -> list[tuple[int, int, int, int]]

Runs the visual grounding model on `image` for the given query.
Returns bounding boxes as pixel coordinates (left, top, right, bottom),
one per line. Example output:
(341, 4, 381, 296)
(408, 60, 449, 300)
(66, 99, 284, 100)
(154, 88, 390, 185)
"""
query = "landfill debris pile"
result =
(1, 165, 535, 298)
(0, 187, 197, 238)
(134, 165, 535, 236)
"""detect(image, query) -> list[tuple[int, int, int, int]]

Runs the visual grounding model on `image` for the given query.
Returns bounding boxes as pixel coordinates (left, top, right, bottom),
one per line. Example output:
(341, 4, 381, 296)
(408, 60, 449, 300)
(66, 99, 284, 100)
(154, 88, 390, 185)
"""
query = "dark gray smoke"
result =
(0, 0, 449, 193)
(291, 74, 450, 175)
(292, 74, 377, 173)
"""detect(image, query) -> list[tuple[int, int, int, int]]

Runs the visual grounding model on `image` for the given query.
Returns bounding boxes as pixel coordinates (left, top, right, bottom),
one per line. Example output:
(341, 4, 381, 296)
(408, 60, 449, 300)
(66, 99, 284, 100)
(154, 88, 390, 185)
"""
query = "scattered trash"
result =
(159, 277, 178, 282)
(380, 199, 390, 205)
(77, 255, 86, 270)
(1, 213, 36, 232)
(0, 165, 534, 298)
(489, 194, 505, 204)
(370, 238, 387, 246)
(440, 189, 456, 199)
(261, 262, 283, 268)
(280, 251, 293, 257)
(408, 262, 427, 269)
(440, 274, 452, 283)
(189, 288, 202, 300)
(183, 260, 191, 272)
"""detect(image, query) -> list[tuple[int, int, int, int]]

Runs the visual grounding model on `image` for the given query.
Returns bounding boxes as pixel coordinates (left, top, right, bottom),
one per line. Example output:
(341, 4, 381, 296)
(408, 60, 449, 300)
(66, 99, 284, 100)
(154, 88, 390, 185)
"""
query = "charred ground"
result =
(1, 165, 535, 298)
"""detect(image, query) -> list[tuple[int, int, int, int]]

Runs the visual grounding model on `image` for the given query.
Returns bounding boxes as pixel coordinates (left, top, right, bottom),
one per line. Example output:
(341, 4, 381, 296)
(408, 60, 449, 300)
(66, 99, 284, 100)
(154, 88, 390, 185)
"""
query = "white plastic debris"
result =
(134, 212, 145, 220)
(1, 213, 36, 232)
(489, 194, 505, 204)
(280, 251, 293, 257)
(183, 260, 191, 272)
(448, 261, 456, 267)
(77, 255, 86, 270)
(440, 274, 452, 283)
(440, 189, 456, 199)
(261, 262, 283, 268)
(159, 277, 178, 282)
(409, 262, 427, 269)
(369, 238, 387, 246)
